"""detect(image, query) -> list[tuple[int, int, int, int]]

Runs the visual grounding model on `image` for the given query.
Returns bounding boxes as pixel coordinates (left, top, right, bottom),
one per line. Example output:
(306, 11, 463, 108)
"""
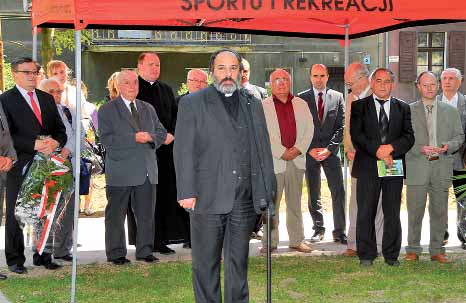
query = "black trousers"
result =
(306, 154, 346, 234)
(105, 178, 156, 260)
(5, 173, 26, 266)
(356, 175, 403, 261)
(190, 199, 257, 303)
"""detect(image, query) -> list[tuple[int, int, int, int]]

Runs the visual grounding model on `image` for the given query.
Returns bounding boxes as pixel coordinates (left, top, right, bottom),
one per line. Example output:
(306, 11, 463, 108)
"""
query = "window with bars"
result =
(416, 32, 445, 76)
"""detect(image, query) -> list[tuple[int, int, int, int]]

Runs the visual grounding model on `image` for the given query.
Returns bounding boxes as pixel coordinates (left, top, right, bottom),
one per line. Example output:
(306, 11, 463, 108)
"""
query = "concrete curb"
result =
(0, 291, 11, 303)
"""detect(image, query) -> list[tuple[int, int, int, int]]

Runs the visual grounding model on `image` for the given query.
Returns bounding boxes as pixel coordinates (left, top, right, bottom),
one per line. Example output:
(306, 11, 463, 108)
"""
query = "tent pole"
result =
(343, 24, 349, 218)
(70, 29, 82, 303)
(385, 32, 389, 68)
(32, 26, 37, 61)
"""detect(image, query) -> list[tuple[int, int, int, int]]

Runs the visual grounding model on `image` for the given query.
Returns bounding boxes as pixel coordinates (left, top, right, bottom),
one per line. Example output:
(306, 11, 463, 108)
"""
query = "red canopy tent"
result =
(30, 1, 466, 302)
(32, 0, 466, 38)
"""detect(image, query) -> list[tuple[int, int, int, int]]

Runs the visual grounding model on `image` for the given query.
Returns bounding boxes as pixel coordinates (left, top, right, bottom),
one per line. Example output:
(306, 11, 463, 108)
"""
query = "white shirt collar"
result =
(442, 93, 459, 108)
(313, 87, 326, 99)
(121, 96, 137, 112)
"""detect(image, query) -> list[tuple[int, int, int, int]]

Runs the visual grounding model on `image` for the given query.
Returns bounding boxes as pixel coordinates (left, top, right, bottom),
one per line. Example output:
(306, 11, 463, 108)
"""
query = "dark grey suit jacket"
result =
(174, 86, 276, 215)
(298, 88, 345, 154)
(98, 97, 167, 187)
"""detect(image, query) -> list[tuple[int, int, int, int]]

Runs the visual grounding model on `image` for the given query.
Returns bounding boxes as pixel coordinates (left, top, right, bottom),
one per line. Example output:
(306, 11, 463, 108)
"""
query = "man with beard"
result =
(174, 49, 276, 302)
(131, 52, 184, 255)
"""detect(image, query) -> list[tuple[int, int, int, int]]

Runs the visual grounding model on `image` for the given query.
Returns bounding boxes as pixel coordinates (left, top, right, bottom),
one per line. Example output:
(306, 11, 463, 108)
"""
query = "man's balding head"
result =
(187, 69, 208, 93)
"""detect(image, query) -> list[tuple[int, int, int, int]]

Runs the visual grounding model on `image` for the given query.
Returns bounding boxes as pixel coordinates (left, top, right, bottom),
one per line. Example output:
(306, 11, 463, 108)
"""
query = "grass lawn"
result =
(2, 255, 466, 303)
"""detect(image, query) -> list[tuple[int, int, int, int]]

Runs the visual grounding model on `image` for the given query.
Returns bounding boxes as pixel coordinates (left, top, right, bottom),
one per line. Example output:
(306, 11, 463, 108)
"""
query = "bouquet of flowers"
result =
(15, 152, 74, 254)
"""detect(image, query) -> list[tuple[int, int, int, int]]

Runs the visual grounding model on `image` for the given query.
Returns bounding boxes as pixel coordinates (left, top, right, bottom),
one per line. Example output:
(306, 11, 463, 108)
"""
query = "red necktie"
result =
(27, 91, 42, 126)
(318, 92, 324, 122)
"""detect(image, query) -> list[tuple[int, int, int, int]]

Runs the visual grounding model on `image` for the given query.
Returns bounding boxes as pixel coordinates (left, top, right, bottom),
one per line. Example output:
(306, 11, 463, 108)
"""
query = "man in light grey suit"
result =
(38, 78, 85, 262)
(0, 101, 17, 280)
(175, 49, 276, 303)
(405, 71, 464, 263)
(298, 64, 346, 243)
(98, 70, 169, 265)
(343, 62, 384, 257)
(439, 67, 466, 249)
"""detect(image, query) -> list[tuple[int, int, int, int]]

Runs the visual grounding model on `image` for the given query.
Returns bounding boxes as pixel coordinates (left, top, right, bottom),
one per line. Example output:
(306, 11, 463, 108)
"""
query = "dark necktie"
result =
(129, 102, 141, 130)
(62, 106, 72, 125)
(376, 98, 389, 144)
(318, 92, 324, 122)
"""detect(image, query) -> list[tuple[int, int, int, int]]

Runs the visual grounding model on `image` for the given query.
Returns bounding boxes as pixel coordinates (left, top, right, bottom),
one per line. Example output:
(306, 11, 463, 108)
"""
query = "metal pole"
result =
(70, 30, 82, 303)
(266, 206, 272, 303)
(385, 32, 389, 68)
(32, 26, 37, 61)
(343, 24, 350, 209)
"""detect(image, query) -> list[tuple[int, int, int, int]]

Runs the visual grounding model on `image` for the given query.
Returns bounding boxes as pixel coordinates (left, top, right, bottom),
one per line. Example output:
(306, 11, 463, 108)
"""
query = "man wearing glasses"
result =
(0, 57, 67, 274)
(343, 62, 384, 257)
(176, 69, 209, 105)
(261, 69, 314, 254)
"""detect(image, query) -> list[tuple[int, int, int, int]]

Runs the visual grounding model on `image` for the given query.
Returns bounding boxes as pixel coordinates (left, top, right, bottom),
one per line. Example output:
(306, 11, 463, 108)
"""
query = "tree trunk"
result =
(40, 28, 54, 71)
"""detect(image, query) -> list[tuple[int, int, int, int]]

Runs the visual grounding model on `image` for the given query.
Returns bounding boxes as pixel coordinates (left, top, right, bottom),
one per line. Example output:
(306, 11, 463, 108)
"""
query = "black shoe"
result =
(55, 254, 73, 262)
(136, 255, 159, 263)
(385, 259, 400, 266)
(333, 233, 348, 245)
(360, 260, 373, 266)
(443, 230, 449, 245)
(43, 261, 62, 270)
(182, 242, 191, 249)
(8, 264, 27, 274)
(154, 245, 175, 255)
(310, 229, 325, 243)
(109, 257, 131, 265)
(0, 273, 6, 280)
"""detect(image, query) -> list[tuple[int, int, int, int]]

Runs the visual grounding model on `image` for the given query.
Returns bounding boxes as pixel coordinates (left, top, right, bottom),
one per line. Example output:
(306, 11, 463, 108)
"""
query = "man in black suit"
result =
(298, 64, 346, 244)
(350, 68, 414, 266)
(174, 49, 276, 302)
(0, 57, 67, 274)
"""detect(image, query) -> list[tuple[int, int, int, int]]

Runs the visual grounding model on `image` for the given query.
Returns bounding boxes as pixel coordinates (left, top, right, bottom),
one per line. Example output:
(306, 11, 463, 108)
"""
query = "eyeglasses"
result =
(48, 89, 64, 94)
(13, 70, 39, 76)
(345, 75, 363, 88)
(273, 77, 290, 84)
(188, 79, 208, 85)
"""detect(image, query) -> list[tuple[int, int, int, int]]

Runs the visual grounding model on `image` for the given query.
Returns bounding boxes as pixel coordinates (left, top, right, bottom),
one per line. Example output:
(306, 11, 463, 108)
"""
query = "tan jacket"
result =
(343, 87, 372, 154)
(262, 96, 314, 174)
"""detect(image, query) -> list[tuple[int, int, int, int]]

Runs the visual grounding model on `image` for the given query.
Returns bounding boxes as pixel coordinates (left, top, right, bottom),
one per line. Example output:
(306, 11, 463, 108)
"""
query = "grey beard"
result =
(214, 81, 239, 95)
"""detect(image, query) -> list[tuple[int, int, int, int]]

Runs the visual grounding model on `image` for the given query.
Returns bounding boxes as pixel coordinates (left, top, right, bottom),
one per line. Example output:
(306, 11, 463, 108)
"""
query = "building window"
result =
(417, 32, 445, 76)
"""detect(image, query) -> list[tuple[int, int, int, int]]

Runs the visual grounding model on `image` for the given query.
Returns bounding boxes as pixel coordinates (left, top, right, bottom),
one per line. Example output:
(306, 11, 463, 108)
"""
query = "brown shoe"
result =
(259, 246, 277, 255)
(404, 253, 419, 261)
(289, 242, 313, 253)
(342, 249, 357, 257)
(431, 253, 451, 264)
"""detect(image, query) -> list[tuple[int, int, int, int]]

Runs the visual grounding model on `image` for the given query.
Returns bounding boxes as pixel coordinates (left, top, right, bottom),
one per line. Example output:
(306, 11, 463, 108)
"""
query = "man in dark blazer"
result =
(98, 70, 168, 265)
(1, 57, 67, 274)
(174, 49, 276, 303)
(298, 64, 346, 243)
(0, 101, 17, 280)
(350, 67, 414, 266)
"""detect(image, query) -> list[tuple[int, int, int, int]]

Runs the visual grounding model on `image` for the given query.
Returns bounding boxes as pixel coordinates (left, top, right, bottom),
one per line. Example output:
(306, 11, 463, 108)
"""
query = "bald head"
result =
(241, 58, 251, 85)
(310, 64, 329, 91)
(270, 69, 291, 102)
(344, 62, 370, 96)
(186, 69, 208, 93)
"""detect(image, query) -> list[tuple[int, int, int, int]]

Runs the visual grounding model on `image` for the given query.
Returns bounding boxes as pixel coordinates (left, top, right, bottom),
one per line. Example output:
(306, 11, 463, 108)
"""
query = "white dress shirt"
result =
(16, 84, 41, 114)
(373, 94, 391, 121)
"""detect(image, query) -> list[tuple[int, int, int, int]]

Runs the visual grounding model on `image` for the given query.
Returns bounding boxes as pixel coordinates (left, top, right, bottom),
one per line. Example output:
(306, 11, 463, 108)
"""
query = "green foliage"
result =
(53, 29, 92, 56)
(3, 62, 15, 91)
(2, 256, 466, 302)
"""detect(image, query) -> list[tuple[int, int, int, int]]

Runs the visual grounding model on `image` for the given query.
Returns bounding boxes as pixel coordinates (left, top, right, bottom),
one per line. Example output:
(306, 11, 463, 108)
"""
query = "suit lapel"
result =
(414, 101, 428, 143)
(322, 88, 334, 123)
(387, 97, 399, 140)
(115, 97, 139, 131)
(205, 87, 236, 139)
(13, 87, 42, 128)
(366, 96, 380, 140)
(306, 90, 320, 127)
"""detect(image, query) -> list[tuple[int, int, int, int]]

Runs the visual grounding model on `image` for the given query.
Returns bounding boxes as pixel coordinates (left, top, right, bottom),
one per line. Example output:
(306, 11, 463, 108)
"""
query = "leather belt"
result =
(428, 155, 439, 161)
